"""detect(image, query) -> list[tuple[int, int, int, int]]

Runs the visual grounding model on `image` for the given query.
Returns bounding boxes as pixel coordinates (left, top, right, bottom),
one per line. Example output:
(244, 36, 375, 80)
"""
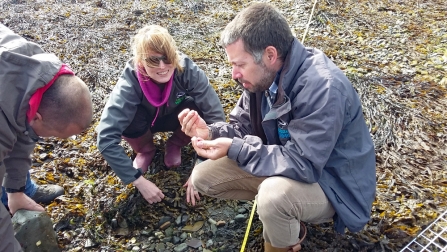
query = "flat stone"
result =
(234, 214, 247, 223)
(175, 215, 182, 225)
(180, 232, 188, 240)
(172, 236, 181, 244)
(237, 208, 247, 214)
(165, 227, 174, 237)
(174, 243, 188, 252)
(206, 239, 213, 247)
(186, 238, 203, 248)
(181, 221, 204, 232)
(12, 210, 60, 252)
(140, 229, 152, 236)
(155, 243, 165, 252)
(181, 214, 189, 225)
(115, 227, 129, 236)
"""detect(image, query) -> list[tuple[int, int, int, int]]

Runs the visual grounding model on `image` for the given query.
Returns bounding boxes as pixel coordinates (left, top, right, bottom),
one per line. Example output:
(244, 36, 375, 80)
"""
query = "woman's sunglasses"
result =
(144, 55, 171, 67)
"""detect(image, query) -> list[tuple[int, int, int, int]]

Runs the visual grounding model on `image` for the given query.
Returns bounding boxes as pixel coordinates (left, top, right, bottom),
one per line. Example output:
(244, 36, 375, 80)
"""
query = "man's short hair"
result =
(220, 3, 294, 63)
(38, 74, 92, 132)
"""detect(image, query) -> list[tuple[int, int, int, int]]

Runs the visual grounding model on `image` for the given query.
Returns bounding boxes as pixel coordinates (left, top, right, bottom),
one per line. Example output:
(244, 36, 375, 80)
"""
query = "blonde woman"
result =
(97, 25, 224, 205)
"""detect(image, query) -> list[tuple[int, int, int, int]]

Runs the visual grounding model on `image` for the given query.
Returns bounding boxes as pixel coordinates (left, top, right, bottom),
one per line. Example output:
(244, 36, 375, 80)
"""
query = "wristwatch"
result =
(134, 168, 143, 180)
(5, 186, 26, 193)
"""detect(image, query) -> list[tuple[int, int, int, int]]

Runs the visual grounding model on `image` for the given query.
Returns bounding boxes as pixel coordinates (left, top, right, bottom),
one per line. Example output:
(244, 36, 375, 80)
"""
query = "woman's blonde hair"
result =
(132, 25, 183, 73)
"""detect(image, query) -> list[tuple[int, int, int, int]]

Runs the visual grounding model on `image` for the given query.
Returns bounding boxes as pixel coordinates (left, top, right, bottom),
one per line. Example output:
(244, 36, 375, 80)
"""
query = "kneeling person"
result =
(96, 25, 225, 205)
(179, 3, 376, 252)
(0, 23, 93, 252)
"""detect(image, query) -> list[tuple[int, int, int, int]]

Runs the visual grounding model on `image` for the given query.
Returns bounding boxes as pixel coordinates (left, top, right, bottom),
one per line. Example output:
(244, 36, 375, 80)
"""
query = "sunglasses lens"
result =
(148, 57, 160, 65)
(145, 56, 170, 67)
(162, 57, 171, 64)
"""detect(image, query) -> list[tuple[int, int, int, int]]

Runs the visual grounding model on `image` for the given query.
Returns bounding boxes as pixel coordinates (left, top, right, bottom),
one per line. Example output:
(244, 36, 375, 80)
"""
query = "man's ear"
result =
(264, 46, 278, 65)
(29, 112, 43, 127)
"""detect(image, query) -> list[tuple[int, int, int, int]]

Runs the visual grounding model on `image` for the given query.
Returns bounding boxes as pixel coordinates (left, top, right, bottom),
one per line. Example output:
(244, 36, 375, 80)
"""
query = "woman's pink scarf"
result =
(136, 68, 174, 126)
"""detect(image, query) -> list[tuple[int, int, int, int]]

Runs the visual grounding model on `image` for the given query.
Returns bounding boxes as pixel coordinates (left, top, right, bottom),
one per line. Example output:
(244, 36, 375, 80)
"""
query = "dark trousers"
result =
(122, 97, 202, 138)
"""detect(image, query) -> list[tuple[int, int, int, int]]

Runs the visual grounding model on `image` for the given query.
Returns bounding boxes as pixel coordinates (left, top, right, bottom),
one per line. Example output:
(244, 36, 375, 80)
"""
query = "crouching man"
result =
(0, 23, 93, 251)
(179, 3, 376, 251)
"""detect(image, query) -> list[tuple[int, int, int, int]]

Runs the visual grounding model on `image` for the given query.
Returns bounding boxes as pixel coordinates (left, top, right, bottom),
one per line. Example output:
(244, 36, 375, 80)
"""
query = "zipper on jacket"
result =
(265, 90, 273, 109)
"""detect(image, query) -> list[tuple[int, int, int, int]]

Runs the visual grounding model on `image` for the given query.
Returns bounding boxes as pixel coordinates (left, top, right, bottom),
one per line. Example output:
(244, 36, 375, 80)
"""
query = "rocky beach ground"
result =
(1, 0, 446, 251)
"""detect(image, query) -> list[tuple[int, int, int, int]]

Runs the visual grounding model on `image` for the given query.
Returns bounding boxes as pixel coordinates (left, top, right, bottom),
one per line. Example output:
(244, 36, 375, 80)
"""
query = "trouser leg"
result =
(0, 193, 22, 252)
(257, 176, 335, 247)
(122, 130, 156, 173)
(191, 157, 266, 200)
(191, 157, 335, 248)
(152, 97, 200, 168)
(0, 163, 22, 251)
(164, 127, 191, 168)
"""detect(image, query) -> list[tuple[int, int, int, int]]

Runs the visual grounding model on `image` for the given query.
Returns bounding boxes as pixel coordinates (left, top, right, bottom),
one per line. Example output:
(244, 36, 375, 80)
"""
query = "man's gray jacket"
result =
(0, 23, 62, 252)
(0, 23, 62, 191)
(209, 38, 376, 233)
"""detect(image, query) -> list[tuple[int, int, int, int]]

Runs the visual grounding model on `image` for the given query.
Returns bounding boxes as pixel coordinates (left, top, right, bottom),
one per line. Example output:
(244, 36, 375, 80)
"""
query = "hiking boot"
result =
(164, 128, 191, 168)
(31, 184, 64, 204)
(123, 130, 156, 173)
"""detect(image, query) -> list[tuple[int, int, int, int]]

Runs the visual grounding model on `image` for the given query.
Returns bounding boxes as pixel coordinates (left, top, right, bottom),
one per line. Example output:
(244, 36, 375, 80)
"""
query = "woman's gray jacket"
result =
(96, 57, 225, 185)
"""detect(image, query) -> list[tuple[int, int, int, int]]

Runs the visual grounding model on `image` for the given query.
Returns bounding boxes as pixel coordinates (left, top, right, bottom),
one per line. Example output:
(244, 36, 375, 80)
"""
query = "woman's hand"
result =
(132, 176, 165, 204)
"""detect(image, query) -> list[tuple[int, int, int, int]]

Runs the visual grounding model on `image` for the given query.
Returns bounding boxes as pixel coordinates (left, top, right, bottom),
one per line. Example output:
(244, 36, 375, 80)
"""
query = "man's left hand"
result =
(191, 136, 232, 160)
(7, 192, 45, 214)
(183, 176, 200, 206)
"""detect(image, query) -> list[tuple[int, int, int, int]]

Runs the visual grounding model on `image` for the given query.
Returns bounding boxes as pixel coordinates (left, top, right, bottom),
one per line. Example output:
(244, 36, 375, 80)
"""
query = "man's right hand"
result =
(178, 109, 210, 139)
(132, 176, 164, 204)
(7, 192, 45, 214)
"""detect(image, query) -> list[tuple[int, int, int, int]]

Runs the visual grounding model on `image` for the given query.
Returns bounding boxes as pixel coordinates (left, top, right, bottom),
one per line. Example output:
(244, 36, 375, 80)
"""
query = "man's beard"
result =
(237, 63, 277, 93)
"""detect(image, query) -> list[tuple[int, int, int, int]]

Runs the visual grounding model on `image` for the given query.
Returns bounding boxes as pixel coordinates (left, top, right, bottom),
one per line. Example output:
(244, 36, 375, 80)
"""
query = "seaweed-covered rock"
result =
(12, 210, 60, 252)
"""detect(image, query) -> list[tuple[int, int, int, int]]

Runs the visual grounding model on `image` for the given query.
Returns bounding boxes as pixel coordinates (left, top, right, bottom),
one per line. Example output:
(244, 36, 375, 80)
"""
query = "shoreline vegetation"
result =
(2, 0, 446, 251)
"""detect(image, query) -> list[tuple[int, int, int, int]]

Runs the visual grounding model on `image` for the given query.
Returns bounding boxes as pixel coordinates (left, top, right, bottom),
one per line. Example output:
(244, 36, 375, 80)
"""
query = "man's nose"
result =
(232, 68, 241, 79)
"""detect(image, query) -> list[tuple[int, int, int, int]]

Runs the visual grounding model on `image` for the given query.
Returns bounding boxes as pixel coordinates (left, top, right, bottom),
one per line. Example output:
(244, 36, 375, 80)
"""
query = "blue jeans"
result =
(1, 172, 38, 207)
